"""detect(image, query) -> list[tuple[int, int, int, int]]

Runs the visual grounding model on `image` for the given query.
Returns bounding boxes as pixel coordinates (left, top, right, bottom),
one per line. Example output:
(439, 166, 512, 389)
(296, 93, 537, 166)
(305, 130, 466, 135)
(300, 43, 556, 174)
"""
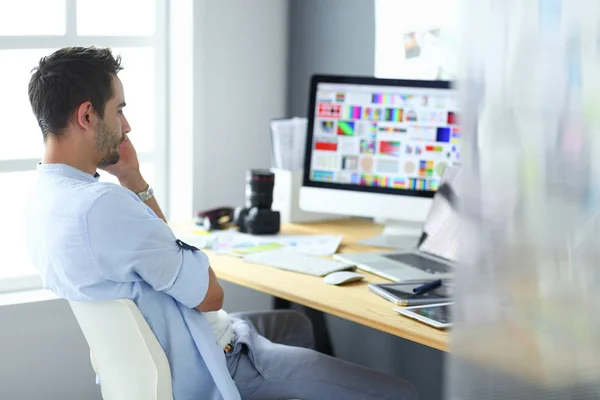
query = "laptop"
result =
(334, 167, 461, 282)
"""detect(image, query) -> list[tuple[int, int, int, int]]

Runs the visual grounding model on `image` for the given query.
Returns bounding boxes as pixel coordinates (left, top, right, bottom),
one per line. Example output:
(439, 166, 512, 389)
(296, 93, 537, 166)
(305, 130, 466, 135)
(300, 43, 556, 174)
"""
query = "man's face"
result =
(96, 76, 131, 167)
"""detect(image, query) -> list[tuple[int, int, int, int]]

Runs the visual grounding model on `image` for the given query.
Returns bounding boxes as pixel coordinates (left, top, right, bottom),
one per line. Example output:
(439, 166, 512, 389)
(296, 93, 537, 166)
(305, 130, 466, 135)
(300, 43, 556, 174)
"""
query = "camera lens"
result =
(245, 169, 275, 208)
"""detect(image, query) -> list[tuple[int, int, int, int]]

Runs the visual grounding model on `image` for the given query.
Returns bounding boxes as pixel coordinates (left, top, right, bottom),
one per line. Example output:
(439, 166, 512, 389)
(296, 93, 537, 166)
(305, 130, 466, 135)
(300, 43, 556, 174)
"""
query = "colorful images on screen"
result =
(312, 170, 335, 182)
(409, 178, 427, 190)
(419, 160, 434, 177)
(384, 108, 403, 122)
(342, 155, 359, 171)
(447, 112, 457, 125)
(360, 139, 375, 154)
(372, 93, 392, 104)
(337, 121, 356, 136)
(320, 120, 335, 135)
(400, 94, 414, 103)
(436, 127, 451, 143)
(373, 108, 383, 121)
(406, 110, 418, 122)
(345, 106, 362, 120)
(425, 144, 443, 153)
(451, 127, 460, 143)
(360, 156, 374, 172)
(363, 175, 409, 189)
(368, 123, 378, 136)
(310, 82, 459, 194)
(360, 173, 377, 186)
(379, 141, 401, 157)
(377, 158, 400, 174)
(314, 138, 337, 151)
(357, 122, 377, 137)
(318, 103, 341, 118)
(378, 126, 406, 134)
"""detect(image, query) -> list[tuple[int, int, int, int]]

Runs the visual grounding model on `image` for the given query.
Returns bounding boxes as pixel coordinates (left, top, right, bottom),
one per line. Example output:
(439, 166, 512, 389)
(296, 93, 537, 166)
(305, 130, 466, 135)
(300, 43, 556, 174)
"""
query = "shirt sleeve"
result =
(86, 188, 210, 308)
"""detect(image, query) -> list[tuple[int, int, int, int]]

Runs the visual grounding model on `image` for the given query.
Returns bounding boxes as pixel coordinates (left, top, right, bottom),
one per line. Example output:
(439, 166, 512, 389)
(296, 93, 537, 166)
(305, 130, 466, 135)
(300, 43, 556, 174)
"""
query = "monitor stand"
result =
(358, 219, 423, 250)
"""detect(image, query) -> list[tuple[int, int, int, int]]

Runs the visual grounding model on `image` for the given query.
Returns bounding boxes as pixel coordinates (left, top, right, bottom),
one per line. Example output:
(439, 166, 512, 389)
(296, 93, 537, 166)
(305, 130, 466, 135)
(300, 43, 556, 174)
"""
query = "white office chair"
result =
(69, 299, 174, 400)
(70, 299, 302, 400)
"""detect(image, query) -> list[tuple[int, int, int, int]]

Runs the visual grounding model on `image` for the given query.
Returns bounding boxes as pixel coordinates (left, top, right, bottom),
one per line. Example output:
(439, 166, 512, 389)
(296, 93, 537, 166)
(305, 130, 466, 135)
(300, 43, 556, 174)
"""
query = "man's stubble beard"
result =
(96, 119, 123, 168)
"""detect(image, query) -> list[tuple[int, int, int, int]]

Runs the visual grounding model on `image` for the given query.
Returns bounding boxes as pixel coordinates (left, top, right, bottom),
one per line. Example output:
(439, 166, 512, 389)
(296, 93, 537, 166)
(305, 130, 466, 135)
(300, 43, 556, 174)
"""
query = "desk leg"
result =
(272, 297, 335, 356)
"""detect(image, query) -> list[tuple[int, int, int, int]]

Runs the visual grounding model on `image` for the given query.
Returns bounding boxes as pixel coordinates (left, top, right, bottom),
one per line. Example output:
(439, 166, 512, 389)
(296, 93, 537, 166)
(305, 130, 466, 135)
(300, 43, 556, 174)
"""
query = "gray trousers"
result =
(227, 310, 419, 400)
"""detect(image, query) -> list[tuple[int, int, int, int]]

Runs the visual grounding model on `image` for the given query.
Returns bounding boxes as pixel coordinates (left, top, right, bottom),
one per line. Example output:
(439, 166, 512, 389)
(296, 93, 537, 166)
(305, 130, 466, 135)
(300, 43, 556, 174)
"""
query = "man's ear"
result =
(75, 101, 94, 130)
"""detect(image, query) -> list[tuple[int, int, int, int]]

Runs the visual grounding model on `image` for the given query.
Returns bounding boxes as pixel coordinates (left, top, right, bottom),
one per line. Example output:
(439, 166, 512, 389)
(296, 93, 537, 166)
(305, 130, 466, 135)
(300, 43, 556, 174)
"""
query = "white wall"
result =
(0, 299, 101, 400)
(192, 0, 289, 211)
(191, 0, 289, 312)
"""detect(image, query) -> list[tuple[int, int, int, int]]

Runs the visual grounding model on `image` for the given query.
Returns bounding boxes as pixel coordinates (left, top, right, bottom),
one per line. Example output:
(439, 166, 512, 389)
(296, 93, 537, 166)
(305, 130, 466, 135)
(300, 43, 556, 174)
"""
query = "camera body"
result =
(233, 169, 280, 235)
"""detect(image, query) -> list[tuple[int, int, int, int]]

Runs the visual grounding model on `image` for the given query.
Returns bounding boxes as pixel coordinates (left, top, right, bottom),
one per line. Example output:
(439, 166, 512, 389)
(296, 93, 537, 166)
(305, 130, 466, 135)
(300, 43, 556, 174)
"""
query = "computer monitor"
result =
(299, 74, 460, 248)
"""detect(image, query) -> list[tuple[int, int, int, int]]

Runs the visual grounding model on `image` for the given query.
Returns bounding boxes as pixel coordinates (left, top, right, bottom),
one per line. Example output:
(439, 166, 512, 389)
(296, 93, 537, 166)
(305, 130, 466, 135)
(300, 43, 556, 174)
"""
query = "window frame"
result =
(0, 0, 170, 293)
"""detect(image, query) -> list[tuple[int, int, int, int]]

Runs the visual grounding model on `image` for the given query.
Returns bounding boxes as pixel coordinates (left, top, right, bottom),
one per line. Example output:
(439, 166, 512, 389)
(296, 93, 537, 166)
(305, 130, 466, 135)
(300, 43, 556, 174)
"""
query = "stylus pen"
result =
(413, 279, 442, 294)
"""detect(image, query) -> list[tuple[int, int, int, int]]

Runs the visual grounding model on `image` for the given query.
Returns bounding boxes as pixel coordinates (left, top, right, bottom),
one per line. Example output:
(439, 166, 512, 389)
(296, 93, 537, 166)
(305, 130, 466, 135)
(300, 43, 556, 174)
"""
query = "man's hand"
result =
(101, 136, 147, 193)
(102, 135, 168, 223)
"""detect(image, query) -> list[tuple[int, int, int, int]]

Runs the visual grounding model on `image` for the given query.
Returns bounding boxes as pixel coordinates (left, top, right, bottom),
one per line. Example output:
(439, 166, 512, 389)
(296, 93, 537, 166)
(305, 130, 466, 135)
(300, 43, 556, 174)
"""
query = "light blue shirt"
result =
(26, 163, 241, 400)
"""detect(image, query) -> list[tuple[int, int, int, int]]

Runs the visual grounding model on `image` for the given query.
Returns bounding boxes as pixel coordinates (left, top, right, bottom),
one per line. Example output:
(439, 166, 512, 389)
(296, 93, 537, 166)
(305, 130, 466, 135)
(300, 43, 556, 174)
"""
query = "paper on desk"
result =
(270, 117, 307, 170)
(171, 223, 343, 257)
(210, 231, 343, 257)
(276, 234, 343, 256)
(171, 223, 215, 249)
(419, 166, 460, 261)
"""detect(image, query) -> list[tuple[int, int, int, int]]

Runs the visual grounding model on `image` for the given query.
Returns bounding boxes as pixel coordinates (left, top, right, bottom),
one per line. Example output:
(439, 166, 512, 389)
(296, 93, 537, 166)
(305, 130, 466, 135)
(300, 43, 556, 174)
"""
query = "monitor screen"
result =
(303, 75, 460, 199)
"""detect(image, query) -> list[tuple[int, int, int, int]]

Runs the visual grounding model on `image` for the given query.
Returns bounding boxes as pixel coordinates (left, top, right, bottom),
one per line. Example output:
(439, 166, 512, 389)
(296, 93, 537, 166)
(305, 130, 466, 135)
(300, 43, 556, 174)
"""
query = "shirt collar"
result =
(37, 163, 101, 182)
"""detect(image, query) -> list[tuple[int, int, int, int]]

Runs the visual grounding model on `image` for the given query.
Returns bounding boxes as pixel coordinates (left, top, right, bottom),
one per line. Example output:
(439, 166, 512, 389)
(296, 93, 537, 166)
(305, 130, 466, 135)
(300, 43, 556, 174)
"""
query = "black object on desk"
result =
(412, 279, 442, 294)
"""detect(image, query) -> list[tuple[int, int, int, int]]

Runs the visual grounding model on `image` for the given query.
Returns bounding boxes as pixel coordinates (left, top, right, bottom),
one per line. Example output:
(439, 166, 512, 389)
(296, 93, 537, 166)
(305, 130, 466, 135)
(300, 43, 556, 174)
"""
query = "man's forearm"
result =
(142, 196, 168, 224)
(119, 172, 168, 224)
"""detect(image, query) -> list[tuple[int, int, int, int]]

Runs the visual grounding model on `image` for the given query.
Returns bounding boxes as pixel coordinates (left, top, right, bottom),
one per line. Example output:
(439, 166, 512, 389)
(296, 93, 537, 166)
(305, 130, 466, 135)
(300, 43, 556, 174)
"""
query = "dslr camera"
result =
(233, 169, 280, 235)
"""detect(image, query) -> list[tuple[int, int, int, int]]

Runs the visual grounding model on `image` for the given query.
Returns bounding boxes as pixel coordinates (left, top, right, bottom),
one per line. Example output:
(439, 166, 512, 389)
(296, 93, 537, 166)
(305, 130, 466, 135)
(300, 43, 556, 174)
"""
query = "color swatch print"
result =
(337, 121, 356, 136)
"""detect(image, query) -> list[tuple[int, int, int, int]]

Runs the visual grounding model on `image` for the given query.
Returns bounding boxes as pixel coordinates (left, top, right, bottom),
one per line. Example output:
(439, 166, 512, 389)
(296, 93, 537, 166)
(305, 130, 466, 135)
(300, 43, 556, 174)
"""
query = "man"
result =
(26, 46, 418, 400)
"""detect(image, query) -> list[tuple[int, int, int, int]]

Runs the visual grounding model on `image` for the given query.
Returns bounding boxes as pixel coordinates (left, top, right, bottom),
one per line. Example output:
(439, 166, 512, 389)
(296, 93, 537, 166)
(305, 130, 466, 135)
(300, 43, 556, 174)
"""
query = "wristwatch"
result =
(137, 185, 154, 202)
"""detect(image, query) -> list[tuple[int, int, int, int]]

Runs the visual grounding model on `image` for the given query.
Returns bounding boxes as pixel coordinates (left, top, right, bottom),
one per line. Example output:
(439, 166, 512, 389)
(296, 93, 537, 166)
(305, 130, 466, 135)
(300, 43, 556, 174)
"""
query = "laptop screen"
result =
(418, 166, 461, 261)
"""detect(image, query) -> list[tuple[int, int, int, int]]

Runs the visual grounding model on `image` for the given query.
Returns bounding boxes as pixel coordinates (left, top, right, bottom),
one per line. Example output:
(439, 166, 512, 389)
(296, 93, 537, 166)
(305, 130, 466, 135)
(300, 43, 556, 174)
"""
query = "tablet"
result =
(394, 303, 453, 329)
(368, 280, 453, 306)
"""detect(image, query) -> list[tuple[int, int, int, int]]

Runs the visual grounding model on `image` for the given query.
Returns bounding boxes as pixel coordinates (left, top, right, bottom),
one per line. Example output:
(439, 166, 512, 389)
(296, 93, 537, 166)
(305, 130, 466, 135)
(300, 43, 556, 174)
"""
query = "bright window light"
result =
(77, 0, 156, 36)
(0, 0, 66, 36)
(0, 49, 54, 160)
(113, 47, 156, 153)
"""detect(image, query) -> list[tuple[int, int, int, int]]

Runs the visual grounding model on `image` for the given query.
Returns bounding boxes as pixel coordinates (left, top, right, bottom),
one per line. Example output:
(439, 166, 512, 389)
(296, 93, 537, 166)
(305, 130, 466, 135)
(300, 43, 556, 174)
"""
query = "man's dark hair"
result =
(28, 46, 123, 141)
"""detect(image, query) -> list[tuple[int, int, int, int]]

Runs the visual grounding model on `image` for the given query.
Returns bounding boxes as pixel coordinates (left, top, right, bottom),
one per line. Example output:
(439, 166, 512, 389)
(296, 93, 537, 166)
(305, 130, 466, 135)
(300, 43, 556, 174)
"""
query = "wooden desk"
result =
(206, 218, 449, 352)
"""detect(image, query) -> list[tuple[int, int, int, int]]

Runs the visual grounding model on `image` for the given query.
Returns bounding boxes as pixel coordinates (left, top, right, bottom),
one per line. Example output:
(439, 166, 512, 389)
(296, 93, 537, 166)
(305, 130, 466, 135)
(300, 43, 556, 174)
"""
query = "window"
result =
(375, 0, 459, 80)
(0, 0, 168, 292)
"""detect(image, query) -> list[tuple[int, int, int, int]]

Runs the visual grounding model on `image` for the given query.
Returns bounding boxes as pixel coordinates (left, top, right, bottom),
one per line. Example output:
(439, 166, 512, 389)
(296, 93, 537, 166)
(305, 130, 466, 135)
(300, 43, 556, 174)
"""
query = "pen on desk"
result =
(412, 279, 442, 294)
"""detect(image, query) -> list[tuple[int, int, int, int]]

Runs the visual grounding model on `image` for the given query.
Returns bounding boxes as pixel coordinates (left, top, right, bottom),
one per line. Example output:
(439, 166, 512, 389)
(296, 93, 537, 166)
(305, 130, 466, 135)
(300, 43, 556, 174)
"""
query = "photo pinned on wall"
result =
(404, 28, 440, 60)
(404, 31, 421, 59)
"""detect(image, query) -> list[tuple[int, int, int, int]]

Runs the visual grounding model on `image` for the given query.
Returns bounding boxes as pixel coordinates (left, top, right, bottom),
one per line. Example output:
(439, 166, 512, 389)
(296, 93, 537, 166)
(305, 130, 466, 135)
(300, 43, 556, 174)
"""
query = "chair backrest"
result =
(69, 299, 174, 400)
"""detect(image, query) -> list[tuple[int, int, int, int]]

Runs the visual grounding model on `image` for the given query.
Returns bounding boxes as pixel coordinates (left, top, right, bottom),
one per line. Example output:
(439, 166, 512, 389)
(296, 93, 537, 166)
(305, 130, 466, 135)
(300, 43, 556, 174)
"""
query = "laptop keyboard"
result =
(383, 253, 451, 274)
